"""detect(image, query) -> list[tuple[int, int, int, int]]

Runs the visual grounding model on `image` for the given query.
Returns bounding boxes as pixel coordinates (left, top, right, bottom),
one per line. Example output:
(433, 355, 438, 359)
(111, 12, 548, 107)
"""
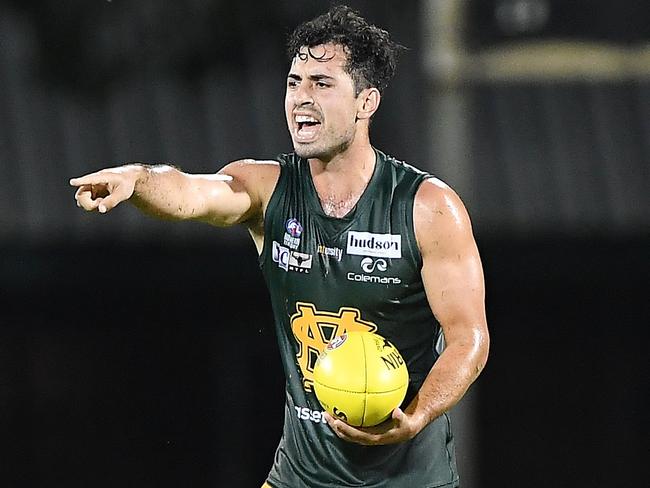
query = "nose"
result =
(294, 83, 314, 107)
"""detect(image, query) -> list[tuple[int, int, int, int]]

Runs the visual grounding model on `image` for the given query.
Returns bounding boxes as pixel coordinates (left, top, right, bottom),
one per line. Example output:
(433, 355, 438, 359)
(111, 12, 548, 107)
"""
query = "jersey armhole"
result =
(257, 159, 288, 270)
(405, 175, 431, 273)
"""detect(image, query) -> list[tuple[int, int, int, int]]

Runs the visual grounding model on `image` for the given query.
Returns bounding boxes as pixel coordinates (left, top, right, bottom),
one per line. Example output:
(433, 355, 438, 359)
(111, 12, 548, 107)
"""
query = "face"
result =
(285, 44, 363, 161)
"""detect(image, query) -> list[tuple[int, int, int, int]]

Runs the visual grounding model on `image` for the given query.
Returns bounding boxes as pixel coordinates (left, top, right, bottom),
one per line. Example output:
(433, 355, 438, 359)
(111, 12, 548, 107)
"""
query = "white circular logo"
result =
(361, 258, 387, 273)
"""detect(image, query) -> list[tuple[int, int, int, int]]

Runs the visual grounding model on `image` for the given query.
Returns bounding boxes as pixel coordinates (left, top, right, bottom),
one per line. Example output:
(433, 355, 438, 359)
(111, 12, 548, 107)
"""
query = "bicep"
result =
(415, 180, 487, 343)
(421, 236, 486, 340)
(192, 159, 277, 227)
(191, 172, 254, 227)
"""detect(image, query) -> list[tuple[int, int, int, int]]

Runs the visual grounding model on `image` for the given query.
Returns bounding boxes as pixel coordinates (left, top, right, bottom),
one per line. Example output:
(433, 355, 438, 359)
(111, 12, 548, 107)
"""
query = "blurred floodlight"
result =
(495, 0, 551, 35)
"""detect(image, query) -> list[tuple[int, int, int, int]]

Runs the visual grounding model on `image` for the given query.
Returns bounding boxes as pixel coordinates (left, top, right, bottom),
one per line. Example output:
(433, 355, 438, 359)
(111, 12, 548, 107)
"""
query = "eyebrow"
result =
(287, 73, 336, 82)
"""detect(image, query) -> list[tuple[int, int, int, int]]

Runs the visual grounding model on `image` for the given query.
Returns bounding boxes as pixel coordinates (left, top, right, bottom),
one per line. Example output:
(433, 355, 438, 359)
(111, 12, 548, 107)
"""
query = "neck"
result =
(307, 137, 377, 219)
(308, 136, 375, 178)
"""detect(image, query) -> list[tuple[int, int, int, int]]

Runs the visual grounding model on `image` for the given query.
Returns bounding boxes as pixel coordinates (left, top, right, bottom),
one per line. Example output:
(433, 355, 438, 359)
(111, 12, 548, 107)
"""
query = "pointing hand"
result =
(69, 166, 141, 213)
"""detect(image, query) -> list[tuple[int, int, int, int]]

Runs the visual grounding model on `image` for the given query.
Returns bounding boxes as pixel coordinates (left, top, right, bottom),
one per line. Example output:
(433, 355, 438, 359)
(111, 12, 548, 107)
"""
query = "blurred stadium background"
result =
(0, 1, 647, 486)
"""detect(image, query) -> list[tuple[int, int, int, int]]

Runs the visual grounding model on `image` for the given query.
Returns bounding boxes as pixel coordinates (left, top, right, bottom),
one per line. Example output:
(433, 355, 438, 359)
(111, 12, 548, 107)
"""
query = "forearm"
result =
(125, 163, 239, 223)
(405, 331, 489, 431)
(124, 164, 197, 220)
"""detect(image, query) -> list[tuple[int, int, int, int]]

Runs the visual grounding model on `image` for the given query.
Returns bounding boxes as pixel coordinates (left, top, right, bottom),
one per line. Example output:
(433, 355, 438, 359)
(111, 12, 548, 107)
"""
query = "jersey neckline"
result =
(302, 147, 384, 225)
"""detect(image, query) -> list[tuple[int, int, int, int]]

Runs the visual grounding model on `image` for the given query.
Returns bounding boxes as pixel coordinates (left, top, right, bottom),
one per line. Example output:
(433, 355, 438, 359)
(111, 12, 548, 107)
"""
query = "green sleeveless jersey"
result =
(260, 149, 459, 488)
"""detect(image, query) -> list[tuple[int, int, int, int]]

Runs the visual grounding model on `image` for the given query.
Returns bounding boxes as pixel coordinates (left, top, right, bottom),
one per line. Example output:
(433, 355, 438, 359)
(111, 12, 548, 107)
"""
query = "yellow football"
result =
(313, 330, 409, 427)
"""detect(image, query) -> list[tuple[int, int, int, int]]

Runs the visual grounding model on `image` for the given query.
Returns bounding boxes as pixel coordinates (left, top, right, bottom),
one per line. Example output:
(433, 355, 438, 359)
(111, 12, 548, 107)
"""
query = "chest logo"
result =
(272, 241, 312, 273)
(317, 244, 343, 261)
(285, 218, 303, 237)
(361, 257, 387, 273)
(347, 258, 402, 285)
(290, 302, 377, 392)
(283, 218, 303, 249)
(346, 231, 402, 259)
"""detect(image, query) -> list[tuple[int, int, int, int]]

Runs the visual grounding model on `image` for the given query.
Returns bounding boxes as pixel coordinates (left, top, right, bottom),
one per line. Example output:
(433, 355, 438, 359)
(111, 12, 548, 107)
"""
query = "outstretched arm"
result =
(326, 178, 489, 445)
(70, 160, 279, 228)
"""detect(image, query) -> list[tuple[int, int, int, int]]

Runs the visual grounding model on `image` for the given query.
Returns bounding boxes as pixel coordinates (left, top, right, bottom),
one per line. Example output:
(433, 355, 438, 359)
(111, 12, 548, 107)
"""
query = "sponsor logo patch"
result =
(272, 241, 312, 273)
(317, 244, 343, 261)
(346, 231, 401, 258)
(289, 250, 312, 272)
(283, 233, 300, 249)
(283, 218, 303, 249)
(361, 257, 387, 273)
(346, 257, 402, 285)
(294, 406, 328, 424)
(285, 218, 303, 238)
(272, 241, 290, 271)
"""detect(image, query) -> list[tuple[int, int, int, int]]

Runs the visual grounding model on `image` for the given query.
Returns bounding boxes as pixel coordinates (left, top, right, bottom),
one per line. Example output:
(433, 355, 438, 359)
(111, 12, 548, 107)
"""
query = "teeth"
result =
(296, 115, 319, 123)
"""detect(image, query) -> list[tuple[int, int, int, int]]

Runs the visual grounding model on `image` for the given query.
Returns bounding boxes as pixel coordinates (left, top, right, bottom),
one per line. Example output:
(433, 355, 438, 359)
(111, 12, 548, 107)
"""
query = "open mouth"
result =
(295, 114, 322, 142)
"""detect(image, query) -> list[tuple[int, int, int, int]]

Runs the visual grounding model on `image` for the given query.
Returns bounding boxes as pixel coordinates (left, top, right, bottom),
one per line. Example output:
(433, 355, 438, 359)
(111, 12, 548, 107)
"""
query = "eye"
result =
(316, 81, 329, 88)
(287, 79, 298, 88)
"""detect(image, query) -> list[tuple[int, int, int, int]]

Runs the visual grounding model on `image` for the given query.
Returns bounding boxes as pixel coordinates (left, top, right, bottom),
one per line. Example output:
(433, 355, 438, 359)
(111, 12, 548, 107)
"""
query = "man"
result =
(70, 5, 489, 487)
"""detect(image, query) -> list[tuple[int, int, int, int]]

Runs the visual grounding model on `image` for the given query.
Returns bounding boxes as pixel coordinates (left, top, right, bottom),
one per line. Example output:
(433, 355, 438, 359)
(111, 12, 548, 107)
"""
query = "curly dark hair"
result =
(287, 5, 405, 95)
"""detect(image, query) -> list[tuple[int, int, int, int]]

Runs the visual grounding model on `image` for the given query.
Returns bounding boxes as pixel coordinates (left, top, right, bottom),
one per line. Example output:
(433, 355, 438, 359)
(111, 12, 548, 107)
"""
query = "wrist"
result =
(128, 163, 159, 197)
(404, 403, 435, 436)
(411, 410, 430, 436)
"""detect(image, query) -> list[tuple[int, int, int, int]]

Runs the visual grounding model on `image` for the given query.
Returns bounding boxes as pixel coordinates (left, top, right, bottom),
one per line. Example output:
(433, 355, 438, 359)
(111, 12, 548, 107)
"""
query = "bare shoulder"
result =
(219, 158, 280, 191)
(219, 158, 281, 205)
(216, 158, 280, 234)
(414, 177, 475, 255)
(219, 158, 281, 177)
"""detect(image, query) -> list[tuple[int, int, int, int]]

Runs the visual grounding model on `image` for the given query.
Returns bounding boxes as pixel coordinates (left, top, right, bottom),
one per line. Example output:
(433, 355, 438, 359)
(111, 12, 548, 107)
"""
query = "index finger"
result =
(69, 172, 114, 187)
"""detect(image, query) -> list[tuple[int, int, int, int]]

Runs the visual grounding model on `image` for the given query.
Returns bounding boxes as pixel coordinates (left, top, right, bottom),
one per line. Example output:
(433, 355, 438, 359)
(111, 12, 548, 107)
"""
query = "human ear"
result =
(356, 88, 381, 120)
